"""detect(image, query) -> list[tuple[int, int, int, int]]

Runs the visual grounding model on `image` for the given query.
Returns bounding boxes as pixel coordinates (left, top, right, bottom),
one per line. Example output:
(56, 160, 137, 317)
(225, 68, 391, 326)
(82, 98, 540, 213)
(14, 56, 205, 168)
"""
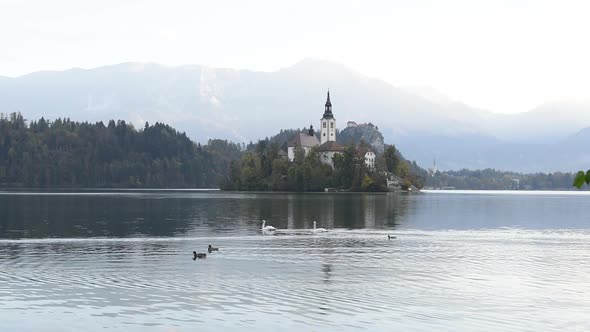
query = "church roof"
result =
(288, 133, 320, 148)
(318, 141, 345, 152)
(322, 90, 334, 119)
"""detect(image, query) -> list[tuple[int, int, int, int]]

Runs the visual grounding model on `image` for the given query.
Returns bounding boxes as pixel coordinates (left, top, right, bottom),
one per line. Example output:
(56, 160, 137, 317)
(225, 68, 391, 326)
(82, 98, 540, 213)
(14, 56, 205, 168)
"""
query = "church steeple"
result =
(322, 90, 334, 119)
(320, 90, 336, 144)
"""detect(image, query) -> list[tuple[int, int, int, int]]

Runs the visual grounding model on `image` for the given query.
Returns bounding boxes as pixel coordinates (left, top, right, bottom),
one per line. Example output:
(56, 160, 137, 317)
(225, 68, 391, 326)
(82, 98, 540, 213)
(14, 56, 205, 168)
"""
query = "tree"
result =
(293, 146, 305, 165)
(395, 162, 410, 179)
(574, 170, 590, 188)
(383, 145, 400, 173)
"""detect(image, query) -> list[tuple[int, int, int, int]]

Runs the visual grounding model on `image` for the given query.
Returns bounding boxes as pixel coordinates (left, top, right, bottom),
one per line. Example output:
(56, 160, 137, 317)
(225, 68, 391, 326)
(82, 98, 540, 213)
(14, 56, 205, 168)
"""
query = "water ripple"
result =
(1, 229, 590, 331)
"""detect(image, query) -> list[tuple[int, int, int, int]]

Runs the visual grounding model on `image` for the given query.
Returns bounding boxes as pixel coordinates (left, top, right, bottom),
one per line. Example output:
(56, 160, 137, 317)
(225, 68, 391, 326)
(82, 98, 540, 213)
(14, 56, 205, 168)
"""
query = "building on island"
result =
(278, 149, 288, 159)
(287, 126, 320, 161)
(316, 91, 345, 167)
(285, 91, 375, 169)
(358, 147, 376, 169)
(320, 91, 337, 145)
(318, 141, 345, 167)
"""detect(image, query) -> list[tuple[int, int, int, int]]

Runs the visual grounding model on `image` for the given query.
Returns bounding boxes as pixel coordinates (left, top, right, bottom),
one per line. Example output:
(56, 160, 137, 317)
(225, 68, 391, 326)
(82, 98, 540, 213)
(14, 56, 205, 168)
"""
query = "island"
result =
(221, 91, 424, 192)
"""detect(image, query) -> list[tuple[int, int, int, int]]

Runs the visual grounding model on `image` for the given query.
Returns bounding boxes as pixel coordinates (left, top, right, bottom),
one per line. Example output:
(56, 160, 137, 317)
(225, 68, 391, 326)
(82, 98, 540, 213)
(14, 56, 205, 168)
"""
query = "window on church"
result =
(330, 122, 333, 128)
(323, 122, 326, 128)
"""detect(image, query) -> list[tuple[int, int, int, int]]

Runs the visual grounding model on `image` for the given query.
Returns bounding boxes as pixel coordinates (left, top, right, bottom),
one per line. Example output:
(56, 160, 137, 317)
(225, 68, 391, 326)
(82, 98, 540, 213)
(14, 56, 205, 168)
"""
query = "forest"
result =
(2, 112, 578, 191)
(0, 113, 422, 190)
(426, 168, 581, 190)
(0, 113, 241, 188)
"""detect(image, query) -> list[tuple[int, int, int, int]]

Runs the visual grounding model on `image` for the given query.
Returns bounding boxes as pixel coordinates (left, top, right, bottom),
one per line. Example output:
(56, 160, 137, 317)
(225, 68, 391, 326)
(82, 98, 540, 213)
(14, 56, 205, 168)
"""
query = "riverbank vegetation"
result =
(0, 113, 241, 188)
(427, 169, 583, 190)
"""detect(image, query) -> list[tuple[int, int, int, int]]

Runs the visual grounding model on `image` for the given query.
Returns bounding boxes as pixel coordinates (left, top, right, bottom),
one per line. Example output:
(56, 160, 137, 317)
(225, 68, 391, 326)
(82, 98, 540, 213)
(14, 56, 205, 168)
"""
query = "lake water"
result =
(1, 190, 589, 331)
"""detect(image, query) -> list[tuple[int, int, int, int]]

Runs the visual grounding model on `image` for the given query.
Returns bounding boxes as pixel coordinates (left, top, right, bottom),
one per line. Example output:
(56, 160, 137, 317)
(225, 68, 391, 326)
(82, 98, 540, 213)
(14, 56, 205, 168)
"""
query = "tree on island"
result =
(222, 135, 423, 192)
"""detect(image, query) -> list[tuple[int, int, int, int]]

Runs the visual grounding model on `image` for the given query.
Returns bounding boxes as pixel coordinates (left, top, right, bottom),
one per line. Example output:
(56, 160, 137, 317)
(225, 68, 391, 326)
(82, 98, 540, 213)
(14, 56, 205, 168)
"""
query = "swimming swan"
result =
(208, 245, 219, 253)
(261, 219, 276, 234)
(313, 221, 327, 233)
(193, 251, 207, 260)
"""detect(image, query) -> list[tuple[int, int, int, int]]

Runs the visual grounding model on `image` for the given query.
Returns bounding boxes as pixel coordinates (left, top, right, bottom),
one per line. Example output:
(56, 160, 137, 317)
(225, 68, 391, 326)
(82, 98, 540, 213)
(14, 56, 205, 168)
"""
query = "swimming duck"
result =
(388, 235, 396, 240)
(208, 245, 219, 253)
(193, 251, 207, 260)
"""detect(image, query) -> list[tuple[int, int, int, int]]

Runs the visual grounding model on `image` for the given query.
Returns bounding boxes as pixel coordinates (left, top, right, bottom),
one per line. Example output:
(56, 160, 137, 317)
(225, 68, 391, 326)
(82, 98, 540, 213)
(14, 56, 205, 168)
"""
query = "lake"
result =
(1, 190, 589, 331)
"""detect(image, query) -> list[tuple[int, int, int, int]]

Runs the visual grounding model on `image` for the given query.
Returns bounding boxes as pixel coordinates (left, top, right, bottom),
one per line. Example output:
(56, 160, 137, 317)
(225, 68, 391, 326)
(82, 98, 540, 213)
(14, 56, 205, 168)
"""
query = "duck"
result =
(312, 221, 327, 233)
(261, 219, 276, 234)
(208, 245, 219, 253)
(388, 235, 396, 240)
(193, 251, 207, 260)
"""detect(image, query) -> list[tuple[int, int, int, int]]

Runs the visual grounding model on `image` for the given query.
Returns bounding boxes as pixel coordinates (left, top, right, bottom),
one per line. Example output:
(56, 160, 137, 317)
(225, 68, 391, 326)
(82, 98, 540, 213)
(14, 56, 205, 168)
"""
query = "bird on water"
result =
(208, 245, 219, 253)
(388, 235, 396, 240)
(261, 219, 276, 234)
(312, 221, 327, 233)
(193, 251, 207, 260)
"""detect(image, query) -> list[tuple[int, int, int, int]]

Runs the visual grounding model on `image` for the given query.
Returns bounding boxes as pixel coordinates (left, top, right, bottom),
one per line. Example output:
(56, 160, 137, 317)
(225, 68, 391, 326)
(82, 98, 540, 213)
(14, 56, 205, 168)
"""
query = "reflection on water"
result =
(2, 190, 590, 239)
(1, 191, 590, 331)
(0, 192, 412, 239)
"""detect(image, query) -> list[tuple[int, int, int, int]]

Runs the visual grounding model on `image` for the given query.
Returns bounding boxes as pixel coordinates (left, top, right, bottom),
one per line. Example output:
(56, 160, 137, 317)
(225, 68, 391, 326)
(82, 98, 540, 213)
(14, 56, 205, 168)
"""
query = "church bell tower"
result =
(320, 90, 336, 145)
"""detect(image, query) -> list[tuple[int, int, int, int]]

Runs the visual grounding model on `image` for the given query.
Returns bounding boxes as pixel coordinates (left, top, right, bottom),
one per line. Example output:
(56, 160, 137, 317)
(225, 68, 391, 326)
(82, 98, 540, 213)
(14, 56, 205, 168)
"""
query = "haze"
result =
(1, 0, 589, 114)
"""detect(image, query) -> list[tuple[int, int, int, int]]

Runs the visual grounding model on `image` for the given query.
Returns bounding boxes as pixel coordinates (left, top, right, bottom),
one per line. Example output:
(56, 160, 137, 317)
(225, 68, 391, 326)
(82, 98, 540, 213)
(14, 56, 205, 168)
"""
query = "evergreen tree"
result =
(0, 113, 242, 188)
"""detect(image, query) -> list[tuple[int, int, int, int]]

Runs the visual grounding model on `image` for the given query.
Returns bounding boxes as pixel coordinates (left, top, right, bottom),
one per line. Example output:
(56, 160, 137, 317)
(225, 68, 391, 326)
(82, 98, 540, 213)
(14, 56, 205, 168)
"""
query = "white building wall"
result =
(364, 152, 375, 169)
(288, 146, 314, 162)
(320, 118, 337, 145)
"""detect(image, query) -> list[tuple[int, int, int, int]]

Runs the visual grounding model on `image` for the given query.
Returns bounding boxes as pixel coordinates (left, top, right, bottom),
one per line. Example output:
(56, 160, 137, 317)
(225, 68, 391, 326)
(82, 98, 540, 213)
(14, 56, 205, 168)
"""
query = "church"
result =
(286, 91, 375, 169)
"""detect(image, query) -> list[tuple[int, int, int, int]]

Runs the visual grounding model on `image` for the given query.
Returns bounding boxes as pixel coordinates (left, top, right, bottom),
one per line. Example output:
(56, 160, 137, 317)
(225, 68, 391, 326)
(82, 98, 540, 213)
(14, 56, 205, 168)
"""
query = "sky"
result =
(1, 0, 589, 114)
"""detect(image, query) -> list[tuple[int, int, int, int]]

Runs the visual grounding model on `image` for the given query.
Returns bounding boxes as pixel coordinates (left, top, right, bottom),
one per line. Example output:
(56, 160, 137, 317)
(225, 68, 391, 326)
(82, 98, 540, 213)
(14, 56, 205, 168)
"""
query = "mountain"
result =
(1, 59, 589, 172)
(489, 102, 590, 143)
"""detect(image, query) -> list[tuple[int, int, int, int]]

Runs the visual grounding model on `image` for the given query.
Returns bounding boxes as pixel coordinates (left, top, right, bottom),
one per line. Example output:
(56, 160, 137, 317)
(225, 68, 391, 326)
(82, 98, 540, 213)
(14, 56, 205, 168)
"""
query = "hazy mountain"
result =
(1, 59, 589, 172)
(489, 102, 590, 143)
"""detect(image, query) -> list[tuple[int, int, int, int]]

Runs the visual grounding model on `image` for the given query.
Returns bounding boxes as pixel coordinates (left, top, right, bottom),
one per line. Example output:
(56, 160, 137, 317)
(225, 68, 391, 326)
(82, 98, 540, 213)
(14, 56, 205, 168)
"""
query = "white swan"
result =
(312, 221, 327, 233)
(261, 219, 276, 234)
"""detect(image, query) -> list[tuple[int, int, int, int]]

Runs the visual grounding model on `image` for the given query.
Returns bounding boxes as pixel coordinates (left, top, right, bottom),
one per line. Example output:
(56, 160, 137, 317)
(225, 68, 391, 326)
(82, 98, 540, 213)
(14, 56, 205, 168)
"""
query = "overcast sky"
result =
(1, 0, 588, 114)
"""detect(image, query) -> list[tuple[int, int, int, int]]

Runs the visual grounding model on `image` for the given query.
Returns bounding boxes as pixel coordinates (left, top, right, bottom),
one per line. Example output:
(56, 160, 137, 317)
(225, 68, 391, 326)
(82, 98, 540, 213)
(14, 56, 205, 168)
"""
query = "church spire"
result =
(322, 90, 334, 119)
